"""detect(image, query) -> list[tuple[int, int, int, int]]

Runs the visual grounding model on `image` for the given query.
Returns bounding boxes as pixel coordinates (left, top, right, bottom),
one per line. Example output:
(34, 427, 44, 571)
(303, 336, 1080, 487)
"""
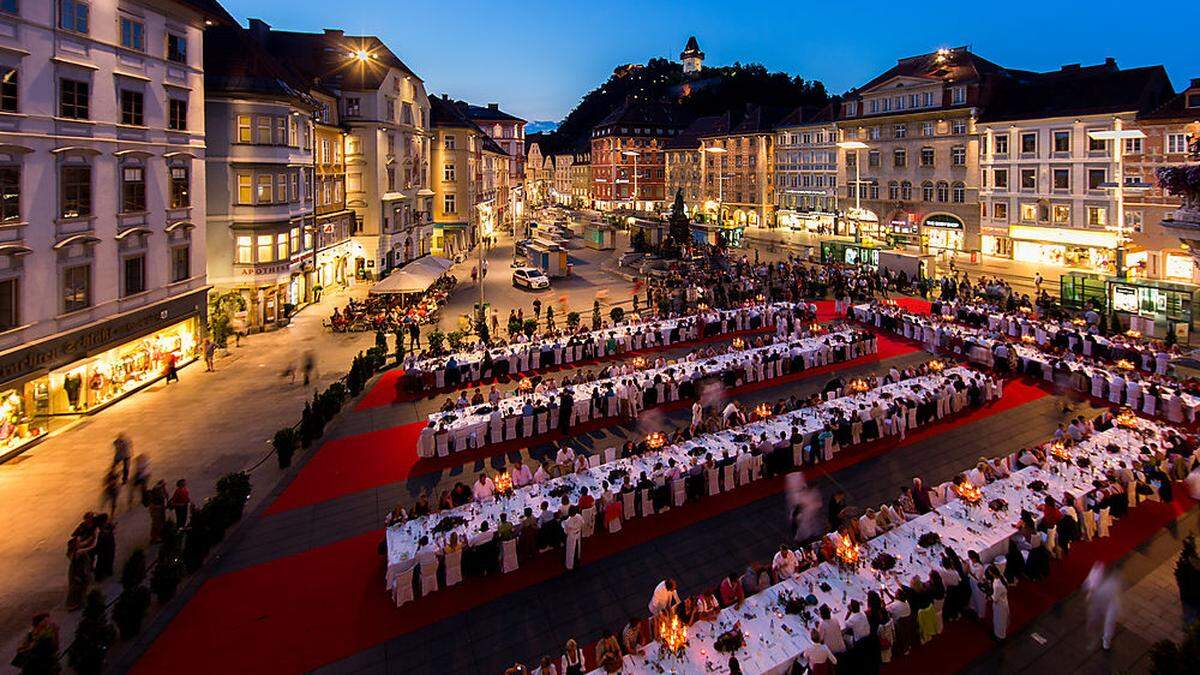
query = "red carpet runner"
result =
(133, 379, 1044, 675)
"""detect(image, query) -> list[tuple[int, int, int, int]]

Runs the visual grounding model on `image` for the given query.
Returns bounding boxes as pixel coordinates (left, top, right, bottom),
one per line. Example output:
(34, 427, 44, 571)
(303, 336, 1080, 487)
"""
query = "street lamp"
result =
(703, 146, 727, 226)
(837, 140, 869, 243)
(621, 150, 640, 212)
(1088, 128, 1149, 279)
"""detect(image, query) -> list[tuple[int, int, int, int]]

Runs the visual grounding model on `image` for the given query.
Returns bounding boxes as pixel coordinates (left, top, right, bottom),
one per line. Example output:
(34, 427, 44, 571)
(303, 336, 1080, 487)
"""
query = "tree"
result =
(631, 227, 648, 253)
(207, 291, 247, 348)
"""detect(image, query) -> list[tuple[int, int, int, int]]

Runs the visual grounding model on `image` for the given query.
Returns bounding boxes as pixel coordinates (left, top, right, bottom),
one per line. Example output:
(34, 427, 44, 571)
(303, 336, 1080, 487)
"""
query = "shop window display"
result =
(0, 390, 43, 455)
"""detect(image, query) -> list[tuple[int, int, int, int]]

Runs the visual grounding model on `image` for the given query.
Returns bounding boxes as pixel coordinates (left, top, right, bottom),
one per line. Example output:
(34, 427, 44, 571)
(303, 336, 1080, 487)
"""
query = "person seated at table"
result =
(384, 503, 407, 527)
(695, 590, 721, 622)
(803, 628, 838, 675)
(896, 487, 919, 519)
(817, 604, 847, 655)
(912, 478, 933, 514)
(772, 544, 799, 580)
(467, 521, 498, 577)
(1016, 446, 1045, 468)
(411, 492, 432, 518)
(472, 473, 496, 502)
(1038, 496, 1063, 530)
(621, 616, 643, 656)
(510, 460, 533, 488)
(516, 508, 538, 558)
(531, 459, 551, 484)
(439, 398, 456, 413)
(450, 481, 472, 506)
(470, 388, 484, 406)
(554, 444, 576, 475)
(593, 630, 622, 674)
(496, 512, 516, 541)
(718, 571, 745, 607)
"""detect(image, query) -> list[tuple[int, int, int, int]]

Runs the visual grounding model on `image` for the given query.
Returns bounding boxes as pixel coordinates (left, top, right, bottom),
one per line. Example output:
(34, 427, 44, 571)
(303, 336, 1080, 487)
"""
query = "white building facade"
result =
(0, 0, 219, 460)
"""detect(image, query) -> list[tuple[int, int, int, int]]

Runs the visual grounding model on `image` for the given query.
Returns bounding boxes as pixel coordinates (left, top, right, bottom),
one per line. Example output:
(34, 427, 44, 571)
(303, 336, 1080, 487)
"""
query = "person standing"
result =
(101, 468, 120, 517)
(163, 351, 179, 384)
(302, 351, 316, 386)
(12, 613, 59, 673)
(203, 338, 216, 371)
(1084, 563, 1122, 650)
(169, 479, 191, 528)
(112, 433, 131, 484)
(93, 514, 116, 581)
(65, 536, 94, 610)
(563, 506, 584, 570)
(408, 320, 421, 351)
(990, 566, 1009, 640)
(146, 479, 168, 543)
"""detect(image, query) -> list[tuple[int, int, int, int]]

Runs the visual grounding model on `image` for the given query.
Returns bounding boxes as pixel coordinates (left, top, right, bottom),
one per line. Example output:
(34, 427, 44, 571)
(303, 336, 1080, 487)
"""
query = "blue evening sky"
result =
(226, 0, 1198, 123)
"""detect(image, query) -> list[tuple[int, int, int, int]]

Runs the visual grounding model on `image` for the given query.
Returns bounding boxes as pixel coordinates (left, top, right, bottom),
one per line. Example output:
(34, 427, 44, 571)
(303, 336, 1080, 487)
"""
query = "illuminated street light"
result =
(1088, 128, 1147, 279)
(836, 140, 870, 242)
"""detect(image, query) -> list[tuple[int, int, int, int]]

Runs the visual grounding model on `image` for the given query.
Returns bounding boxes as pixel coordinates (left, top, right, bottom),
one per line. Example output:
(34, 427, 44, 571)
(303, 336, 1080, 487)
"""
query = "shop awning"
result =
(368, 256, 454, 295)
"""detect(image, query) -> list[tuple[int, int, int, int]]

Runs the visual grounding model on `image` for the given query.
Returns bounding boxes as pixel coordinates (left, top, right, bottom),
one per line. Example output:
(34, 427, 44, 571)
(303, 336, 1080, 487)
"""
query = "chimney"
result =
(247, 18, 270, 42)
(1191, 77, 1200, 89)
(442, 93, 450, 101)
(487, 103, 499, 111)
(323, 29, 344, 38)
(1105, 57, 1116, 67)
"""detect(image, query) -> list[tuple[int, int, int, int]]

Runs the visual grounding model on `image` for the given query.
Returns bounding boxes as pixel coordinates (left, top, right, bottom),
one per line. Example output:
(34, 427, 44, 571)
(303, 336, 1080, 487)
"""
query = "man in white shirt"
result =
(843, 600, 870, 644)
(691, 401, 703, 431)
(472, 474, 495, 501)
(510, 460, 534, 487)
(533, 460, 551, 484)
(562, 506, 584, 570)
(648, 578, 681, 616)
(772, 544, 798, 579)
(817, 604, 847, 653)
(555, 444, 576, 474)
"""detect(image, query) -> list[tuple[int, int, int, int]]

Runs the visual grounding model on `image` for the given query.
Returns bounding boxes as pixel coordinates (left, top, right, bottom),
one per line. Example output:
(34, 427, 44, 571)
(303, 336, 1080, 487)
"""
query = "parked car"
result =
(512, 267, 550, 290)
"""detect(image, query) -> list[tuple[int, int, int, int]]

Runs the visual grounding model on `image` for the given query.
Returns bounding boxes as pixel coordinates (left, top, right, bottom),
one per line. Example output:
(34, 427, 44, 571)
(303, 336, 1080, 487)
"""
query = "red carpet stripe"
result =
(134, 379, 1044, 675)
(266, 333, 920, 515)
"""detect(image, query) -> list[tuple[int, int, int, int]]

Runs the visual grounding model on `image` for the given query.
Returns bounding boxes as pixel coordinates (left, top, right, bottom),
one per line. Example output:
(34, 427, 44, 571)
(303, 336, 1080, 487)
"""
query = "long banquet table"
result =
(417, 327, 874, 457)
(599, 418, 1172, 674)
(389, 366, 998, 599)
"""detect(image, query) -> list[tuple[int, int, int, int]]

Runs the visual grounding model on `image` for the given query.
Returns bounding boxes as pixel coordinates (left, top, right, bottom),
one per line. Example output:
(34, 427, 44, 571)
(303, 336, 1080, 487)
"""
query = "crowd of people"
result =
(327, 275, 454, 333)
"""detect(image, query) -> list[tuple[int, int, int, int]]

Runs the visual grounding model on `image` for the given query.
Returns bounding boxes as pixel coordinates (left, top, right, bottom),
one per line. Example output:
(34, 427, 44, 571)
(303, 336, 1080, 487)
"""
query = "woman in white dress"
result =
(966, 550, 988, 619)
(990, 566, 1010, 640)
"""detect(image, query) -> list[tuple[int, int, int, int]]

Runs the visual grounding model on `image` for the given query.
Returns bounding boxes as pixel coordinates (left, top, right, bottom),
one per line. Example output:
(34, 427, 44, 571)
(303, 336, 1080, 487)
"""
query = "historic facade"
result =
(590, 99, 680, 213)
(773, 104, 839, 233)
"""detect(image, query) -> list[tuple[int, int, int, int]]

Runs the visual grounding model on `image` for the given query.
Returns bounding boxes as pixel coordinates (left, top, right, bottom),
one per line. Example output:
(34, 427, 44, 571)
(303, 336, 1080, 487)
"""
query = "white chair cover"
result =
(443, 548, 463, 587)
(501, 538, 519, 573)
(419, 560, 438, 597)
(392, 564, 415, 607)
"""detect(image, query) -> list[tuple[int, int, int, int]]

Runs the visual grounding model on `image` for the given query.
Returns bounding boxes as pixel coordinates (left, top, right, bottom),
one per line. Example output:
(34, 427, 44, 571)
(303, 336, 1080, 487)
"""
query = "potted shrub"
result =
(113, 549, 151, 639)
(446, 330, 466, 352)
(273, 427, 297, 468)
(216, 471, 252, 521)
(427, 330, 445, 355)
(151, 524, 184, 602)
(522, 318, 538, 337)
(609, 306, 625, 324)
(67, 590, 116, 674)
(592, 300, 601, 330)
(567, 311, 581, 330)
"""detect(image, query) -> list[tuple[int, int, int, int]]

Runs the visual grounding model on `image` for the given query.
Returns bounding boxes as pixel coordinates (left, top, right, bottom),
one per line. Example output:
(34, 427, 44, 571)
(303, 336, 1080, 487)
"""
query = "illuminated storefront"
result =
(922, 214, 965, 251)
(890, 212, 919, 247)
(0, 290, 205, 460)
(1009, 225, 1117, 274)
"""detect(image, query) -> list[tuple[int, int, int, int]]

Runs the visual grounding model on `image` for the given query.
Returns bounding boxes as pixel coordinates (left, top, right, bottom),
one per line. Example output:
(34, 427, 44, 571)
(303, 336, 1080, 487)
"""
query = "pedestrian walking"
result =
(93, 513, 116, 581)
(482, 259, 489, 278)
(1034, 272, 1044, 294)
(471, 265, 478, 284)
(533, 298, 542, 320)
(101, 468, 119, 517)
(203, 337, 216, 371)
(163, 351, 179, 383)
(130, 453, 150, 506)
(169, 478, 191, 528)
(302, 351, 316, 386)
(491, 311, 499, 336)
(1084, 563, 1122, 650)
(408, 320, 421, 350)
(112, 433, 131, 484)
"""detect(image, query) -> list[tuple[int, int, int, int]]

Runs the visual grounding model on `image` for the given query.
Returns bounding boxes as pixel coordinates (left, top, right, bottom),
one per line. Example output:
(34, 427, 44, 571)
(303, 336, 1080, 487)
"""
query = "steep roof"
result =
(260, 28, 420, 92)
(665, 114, 729, 149)
(459, 102, 526, 124)
(430, 95, 476, 130)
(680, 36, 704, 60)
(775, 101, 837, 128)
(596, 97, 681, 130)
(978, 62, 1174, 122)
(728, 104, 793, 135)
(178, 0, 236, 23)
(204, 25, 312, 104)
(1138, 78, 1200, 121)
(853, 47, 1006, 95)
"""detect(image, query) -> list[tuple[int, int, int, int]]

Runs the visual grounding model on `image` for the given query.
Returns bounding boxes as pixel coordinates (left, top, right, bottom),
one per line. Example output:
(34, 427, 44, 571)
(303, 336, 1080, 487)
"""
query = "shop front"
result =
(921, 214, 965, 252)
(233, 261, 298, 330)
(432, 222, 471, 259)
(1109, 278, 1196, 340)
(982, 233, 1013, 258)
(820, 240, 881, 267)
(0, 289, 205, 461)
(889, 211, 920, 248)
(1009, 225, 1117, 274)
(780, 210, 836, 234)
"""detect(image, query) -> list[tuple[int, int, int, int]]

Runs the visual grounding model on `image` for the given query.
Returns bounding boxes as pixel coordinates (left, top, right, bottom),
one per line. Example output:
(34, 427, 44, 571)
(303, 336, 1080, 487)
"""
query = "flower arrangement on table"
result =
(847, 379, 870, 394)
(607, 467, 628, 484)
(632, 356, 648, 370)
(432, 515, 467, 534)
(657, 613, 688, 656)
(1076, 456, 1092, 469)
(731, 337, 746, 351)
(1021, 335, 1037, 345)
(777, 591, 811, 616)
(835, 538, 864, 569)
(927, 359, 946, 373)
(952, 481, 983, 505)
(713, 624, 746, 654)
(1049, 441, 1072, 462)
(645, 431, 667, 450)
(548, 484, 573, 500)
(493, 471, 513, 496)
(1071, 318, 1088, 327)
(1125, 329, 1143, 339)
(517, 377, 533, 392)
(918, 532, 942, 548)
(1028, 479, 1048, 493)
(988, 498, 1008, 513)
(871, 552, 897, 572)
(1115, 359, 1136, 372)
(753, 403, 772, 419)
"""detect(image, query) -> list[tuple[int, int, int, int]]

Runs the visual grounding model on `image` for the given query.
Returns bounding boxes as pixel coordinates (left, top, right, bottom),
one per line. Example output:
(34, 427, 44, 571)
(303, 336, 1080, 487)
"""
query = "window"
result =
(922, 181, 934, 201)
(345, 98, 361, 116)
(994, 202, 1008, 220)
(0, 67, 15, 112)
(120, 89, 143, 126)
(994, 135, 1009, 156)
(893, 148, 906, 167)
(385, 167, 395, 191)
(171, 246, 190, 282)
(1020, 203, 1037, 222)
(1123, 137, 1143, 154)
(289, 227, 299, 255)
(888, 181, 899, 200)
(443, 163, 455, 181)
(920, 147, 934, 166)
(288, 173, 297, 202)
(1087, 206, 1106, 226)
(1053, 130, 1070, 153)
(993, 169, 1008, 189)
(0, 0, 16, 14)
(62, 264, 90, 312)
(1087, 133, 1106, 153)
(275, 173, 287, 203)
(1188, 93, 1200, 109)
(936, 181, 949, 202)
(0, 277, 16, 330)
(170, 167, 189, 208)
(236, 115, 251, 143)
(256, 117, 271, 144)
(444, 194, 456, 214)
(166, 34, 187, 64)
(921, 122, 934, 137)
(59, 0, 88, 33)
(276, 233, 288, 261)
(951, 86, 966, 105)
(444, 135, 456, 150)
(1167, 133, 1188, 154)
(120, 16, 143, 51)
(1052, 168, 1070, 190)
(237, 175, 252, 204)
(867, 150, 880, 168)
(952, 182, 965, 203)
(868, 126, 881, 140)
(900, 181, 912, 200)
(123, 255, 145, 296)
(951, 145, 966, 166)
(256, 175, 272, 202)
(0, 166, 17, 222)
(951, 119, 967, 135)
(1020, 168, 1036, 191)
(168, 98, 187, 130)
(235, 235, 252, 263)
(59, 79, 89, 119)
(1020, 132, 1037, 155)
(256, 235, 273, 262)
(121, 166, 145, 212)
(1053, 204, 1071, 224)
(893, 124, 907, 139)
(60, 165, 90, 218)
(1087, 168, 1106, 190)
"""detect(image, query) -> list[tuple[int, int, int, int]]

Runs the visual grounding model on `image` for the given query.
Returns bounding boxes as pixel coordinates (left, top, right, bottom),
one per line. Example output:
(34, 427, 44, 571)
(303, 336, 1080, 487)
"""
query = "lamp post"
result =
(621, 150, 639, 212)
(1088, 127, 1149, 280)
(703, 146, 727, 227)
(836, 140, 869, 243)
